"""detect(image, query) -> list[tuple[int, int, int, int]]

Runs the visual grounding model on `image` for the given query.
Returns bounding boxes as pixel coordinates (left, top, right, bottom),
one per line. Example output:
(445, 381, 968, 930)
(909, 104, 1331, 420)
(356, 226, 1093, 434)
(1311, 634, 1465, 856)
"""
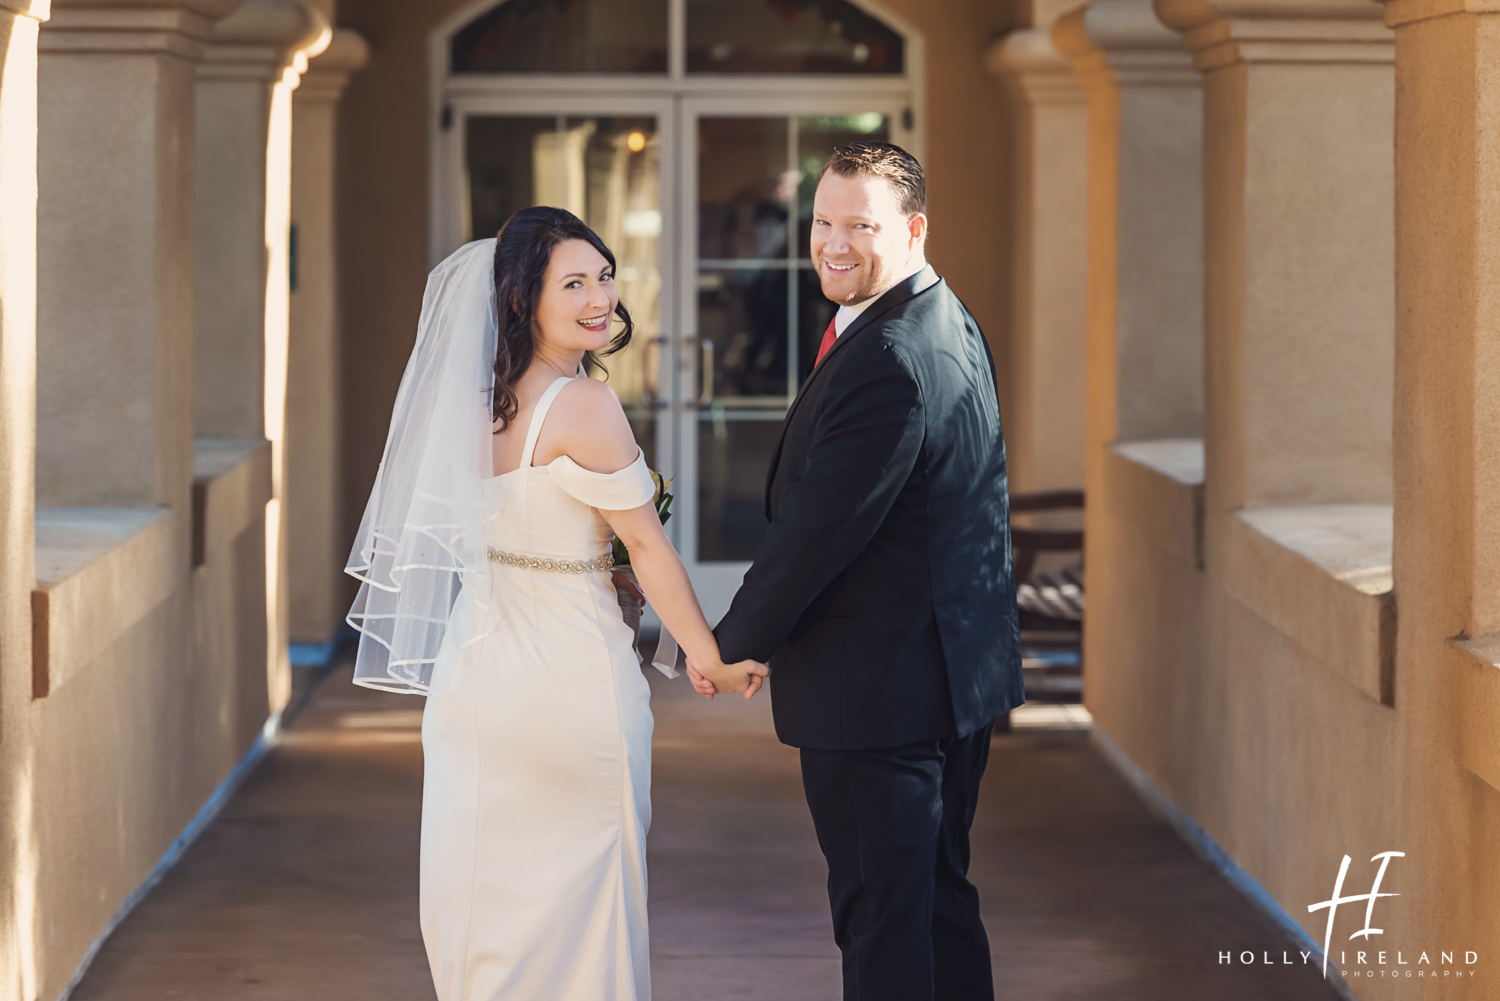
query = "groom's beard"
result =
(817, 256, 894, 307)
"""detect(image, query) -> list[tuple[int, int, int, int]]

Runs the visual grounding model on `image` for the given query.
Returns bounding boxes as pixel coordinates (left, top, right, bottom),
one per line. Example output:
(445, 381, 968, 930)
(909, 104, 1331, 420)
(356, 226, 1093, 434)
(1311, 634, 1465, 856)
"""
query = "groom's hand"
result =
(686, 657, 769, 700)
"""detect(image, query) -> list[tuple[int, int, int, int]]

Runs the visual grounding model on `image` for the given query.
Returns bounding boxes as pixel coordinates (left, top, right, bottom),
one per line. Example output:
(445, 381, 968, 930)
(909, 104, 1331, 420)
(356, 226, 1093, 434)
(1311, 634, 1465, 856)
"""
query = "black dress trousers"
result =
(799, 723, 996, 1001)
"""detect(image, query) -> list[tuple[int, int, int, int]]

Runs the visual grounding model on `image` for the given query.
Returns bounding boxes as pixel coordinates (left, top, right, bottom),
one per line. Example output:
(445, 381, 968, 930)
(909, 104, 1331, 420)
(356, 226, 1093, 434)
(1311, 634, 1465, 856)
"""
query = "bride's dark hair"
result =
(491, 206, 633, 431)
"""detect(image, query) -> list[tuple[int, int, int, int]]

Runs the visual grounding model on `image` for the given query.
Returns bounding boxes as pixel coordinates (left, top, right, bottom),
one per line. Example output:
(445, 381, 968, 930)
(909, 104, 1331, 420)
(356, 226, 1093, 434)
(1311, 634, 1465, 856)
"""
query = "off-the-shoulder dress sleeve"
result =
(549, 448, 657, 510)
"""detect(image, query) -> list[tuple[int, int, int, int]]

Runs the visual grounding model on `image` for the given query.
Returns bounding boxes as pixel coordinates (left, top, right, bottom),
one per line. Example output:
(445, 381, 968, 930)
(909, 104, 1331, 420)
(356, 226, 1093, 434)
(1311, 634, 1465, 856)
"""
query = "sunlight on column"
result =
(12, 754, 39, 998)
(3, 11, 43, 996)
(264, 71, 294, 715)
(262, 25, 330, 715)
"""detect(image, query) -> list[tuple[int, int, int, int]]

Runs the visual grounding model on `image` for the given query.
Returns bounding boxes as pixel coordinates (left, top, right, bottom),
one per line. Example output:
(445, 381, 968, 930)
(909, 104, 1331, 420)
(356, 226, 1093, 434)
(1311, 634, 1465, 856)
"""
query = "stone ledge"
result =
(192, 436, 272, 566)
(1223, 504, 1394, 705)
(30, 439, 271, 699)
(1449, 635, 1500, 792)
(33, 506, 183, 698)
(1104, 438, 1205, 567)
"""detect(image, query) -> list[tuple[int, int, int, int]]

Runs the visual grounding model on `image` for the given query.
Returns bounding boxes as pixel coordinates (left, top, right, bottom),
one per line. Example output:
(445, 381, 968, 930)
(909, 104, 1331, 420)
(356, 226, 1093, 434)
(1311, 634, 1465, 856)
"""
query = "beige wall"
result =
(4, 2, 323, 997)
(335, 0, 1020, 566)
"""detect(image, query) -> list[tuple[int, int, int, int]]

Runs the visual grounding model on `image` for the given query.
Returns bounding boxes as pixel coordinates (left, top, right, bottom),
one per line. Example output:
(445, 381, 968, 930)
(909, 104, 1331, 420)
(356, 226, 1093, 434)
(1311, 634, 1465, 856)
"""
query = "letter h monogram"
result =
(1307, 851, 1405, 977)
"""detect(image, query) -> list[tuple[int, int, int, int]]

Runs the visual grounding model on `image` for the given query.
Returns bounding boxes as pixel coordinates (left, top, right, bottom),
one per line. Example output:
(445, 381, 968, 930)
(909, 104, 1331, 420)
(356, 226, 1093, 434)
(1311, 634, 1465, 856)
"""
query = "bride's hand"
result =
(686, 661, 717, 698)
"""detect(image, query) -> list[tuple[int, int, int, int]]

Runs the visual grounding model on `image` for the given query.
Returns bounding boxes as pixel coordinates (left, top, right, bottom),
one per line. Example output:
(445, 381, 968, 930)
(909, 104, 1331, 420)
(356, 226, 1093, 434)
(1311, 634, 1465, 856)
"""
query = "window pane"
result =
(452, 0, 668, 74)
(697, 117, 791, 261)
(687, 0, 904, 75)
(698, 267, 792, 401)
(697, 419, 781, 560)
(465, 116, 556, 240)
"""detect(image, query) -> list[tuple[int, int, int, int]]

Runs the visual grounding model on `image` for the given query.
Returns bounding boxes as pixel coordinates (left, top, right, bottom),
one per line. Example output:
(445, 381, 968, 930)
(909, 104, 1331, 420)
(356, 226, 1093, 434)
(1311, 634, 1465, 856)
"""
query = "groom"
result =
(691, 142, 1023, 1000)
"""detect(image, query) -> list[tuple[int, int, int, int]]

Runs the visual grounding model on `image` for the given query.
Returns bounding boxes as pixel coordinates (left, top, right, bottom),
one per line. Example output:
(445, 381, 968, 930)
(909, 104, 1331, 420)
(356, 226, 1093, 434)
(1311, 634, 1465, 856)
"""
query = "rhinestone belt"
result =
(487, 547, 615, 574)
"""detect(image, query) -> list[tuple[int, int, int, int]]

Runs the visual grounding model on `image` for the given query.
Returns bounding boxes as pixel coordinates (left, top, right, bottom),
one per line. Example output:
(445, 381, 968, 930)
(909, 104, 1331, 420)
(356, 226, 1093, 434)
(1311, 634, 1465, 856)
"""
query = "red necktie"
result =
(814, 318, 838, 366)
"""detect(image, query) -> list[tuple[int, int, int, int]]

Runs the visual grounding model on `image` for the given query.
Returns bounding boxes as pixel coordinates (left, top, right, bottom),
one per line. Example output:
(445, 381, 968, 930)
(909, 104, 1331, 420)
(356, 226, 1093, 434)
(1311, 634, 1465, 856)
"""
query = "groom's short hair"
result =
(817, 141, 926, 217)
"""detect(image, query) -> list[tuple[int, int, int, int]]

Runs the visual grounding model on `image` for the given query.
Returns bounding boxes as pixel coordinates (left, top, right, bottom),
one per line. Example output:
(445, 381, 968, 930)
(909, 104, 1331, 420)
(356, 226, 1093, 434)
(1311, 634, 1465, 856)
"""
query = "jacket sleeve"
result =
(715, 342, 924, 664)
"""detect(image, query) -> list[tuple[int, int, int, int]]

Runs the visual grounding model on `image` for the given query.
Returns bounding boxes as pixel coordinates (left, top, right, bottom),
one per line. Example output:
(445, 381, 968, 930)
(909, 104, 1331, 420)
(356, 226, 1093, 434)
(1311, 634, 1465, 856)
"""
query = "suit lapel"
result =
(784, 265, 940, 427)
(763, 265, 942, 514)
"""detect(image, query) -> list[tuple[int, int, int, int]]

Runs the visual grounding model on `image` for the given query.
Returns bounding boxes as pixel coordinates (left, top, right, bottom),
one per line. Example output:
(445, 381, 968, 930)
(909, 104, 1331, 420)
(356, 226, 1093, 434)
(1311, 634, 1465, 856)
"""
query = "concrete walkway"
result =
(73, 661, 1342, 1000)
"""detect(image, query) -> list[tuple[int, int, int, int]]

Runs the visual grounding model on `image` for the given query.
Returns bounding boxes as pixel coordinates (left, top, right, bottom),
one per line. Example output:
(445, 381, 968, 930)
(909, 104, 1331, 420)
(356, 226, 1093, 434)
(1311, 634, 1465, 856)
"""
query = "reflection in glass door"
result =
(688, 112, 892, 571)
(462, 114, 665, 467)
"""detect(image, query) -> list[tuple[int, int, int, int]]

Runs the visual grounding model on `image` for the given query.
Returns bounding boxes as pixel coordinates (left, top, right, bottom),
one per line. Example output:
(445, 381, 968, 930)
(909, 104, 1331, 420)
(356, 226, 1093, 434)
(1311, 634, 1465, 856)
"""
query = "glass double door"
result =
(447, 94, 904, 620)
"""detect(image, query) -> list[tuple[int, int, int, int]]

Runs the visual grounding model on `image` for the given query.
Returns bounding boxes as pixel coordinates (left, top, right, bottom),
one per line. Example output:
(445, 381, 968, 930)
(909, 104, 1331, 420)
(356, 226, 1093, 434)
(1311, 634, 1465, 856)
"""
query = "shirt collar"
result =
(832, 256, 928, 336)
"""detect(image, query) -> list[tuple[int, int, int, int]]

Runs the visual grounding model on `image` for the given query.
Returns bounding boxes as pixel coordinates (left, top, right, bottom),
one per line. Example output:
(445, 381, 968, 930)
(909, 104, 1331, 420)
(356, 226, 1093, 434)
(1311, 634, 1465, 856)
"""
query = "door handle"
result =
(679, 335, 715, 410)
(641, 335, 669, 411)
(696, 337, 715, 408)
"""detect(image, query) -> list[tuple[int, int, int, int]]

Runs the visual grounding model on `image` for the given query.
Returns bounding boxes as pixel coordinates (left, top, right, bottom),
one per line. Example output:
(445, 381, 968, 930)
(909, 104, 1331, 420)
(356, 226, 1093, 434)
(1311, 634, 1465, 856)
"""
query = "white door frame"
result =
(673, 94, 914, 618)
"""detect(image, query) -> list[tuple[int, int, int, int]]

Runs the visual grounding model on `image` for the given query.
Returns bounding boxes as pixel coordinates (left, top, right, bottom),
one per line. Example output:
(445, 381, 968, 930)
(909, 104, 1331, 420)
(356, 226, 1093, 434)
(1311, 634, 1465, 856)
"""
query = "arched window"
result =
(686, 0, 903, 74)
(450, 0, 670, 74)
(449, 0, 905, 76)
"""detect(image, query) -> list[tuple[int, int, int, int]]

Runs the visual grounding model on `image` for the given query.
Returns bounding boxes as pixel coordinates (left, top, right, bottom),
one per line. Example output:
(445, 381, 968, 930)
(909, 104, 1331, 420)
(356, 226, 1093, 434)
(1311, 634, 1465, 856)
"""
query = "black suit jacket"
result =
(715, 266, 1024, 750)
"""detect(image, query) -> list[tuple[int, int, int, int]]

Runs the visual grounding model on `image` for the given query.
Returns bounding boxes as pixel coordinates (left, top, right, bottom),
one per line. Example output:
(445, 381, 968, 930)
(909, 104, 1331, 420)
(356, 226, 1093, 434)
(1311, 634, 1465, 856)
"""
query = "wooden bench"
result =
(1009, 489, 1084, 709)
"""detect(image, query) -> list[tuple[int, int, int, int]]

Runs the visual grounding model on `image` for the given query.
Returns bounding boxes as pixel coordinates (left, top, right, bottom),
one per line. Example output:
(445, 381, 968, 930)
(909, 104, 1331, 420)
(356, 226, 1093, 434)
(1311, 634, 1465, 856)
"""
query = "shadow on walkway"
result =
(73, 661, 1342, 1000)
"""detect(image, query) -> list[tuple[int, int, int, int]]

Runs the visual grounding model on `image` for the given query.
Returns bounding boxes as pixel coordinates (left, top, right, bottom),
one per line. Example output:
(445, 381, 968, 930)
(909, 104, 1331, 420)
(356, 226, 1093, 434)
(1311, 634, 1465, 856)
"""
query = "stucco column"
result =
(194, 0, 326, 710)
(194, 0, 325, 438)
(1383, 0, 1500, 950)
(36, 0, 239, 510)
(287, 26, 364, 645)
(1055, 0, 1202, 452)
(1055, 0, 1205, 732)
(1153, 0, 1394, 518)
(0, 2, 46, 993)
(1383, 0, 1500, 678)
(985, 28, 1089, 494)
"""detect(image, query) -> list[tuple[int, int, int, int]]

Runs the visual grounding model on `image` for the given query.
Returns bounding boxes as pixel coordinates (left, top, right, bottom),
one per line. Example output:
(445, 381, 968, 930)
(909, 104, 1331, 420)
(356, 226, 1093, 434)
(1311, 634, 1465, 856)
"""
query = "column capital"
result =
(1153, 0, 1392, 70)
(42, 0, 239, 60)
(1076, 0, 1198, 85)
(1382, 0, 1500, 29)
(199, 0, 328, 83)
(985, 26, 1087, 105)
(1, 0, 51, 20)
(294, 26, 366, 104)
(1053, 11, 1113, 91)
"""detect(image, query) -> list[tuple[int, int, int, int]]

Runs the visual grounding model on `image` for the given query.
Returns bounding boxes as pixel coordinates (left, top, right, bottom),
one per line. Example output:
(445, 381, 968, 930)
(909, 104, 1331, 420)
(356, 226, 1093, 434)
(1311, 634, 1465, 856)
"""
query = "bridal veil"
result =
(345, 239, 499, 694)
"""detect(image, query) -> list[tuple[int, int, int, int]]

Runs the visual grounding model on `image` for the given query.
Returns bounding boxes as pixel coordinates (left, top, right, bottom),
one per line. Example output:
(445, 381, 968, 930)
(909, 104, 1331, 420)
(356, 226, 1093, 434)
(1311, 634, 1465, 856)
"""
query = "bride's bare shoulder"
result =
(534, 376, 637, 472)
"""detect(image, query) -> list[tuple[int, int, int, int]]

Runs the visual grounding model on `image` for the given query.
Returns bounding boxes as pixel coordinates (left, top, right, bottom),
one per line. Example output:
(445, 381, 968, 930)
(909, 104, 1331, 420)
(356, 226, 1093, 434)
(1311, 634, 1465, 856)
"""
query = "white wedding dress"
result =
(419, 376, 658, 1001)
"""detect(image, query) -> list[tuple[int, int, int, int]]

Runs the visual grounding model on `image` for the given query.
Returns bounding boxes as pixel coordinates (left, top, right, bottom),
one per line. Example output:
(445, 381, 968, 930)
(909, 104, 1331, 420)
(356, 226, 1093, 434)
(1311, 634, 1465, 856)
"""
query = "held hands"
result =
(685, 655, 770, 700)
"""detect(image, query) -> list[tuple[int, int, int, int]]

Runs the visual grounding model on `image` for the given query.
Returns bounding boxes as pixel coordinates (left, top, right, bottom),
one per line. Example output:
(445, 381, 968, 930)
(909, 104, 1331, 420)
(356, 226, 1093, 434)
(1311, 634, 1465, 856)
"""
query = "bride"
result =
(344, 206, 768, 1001)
